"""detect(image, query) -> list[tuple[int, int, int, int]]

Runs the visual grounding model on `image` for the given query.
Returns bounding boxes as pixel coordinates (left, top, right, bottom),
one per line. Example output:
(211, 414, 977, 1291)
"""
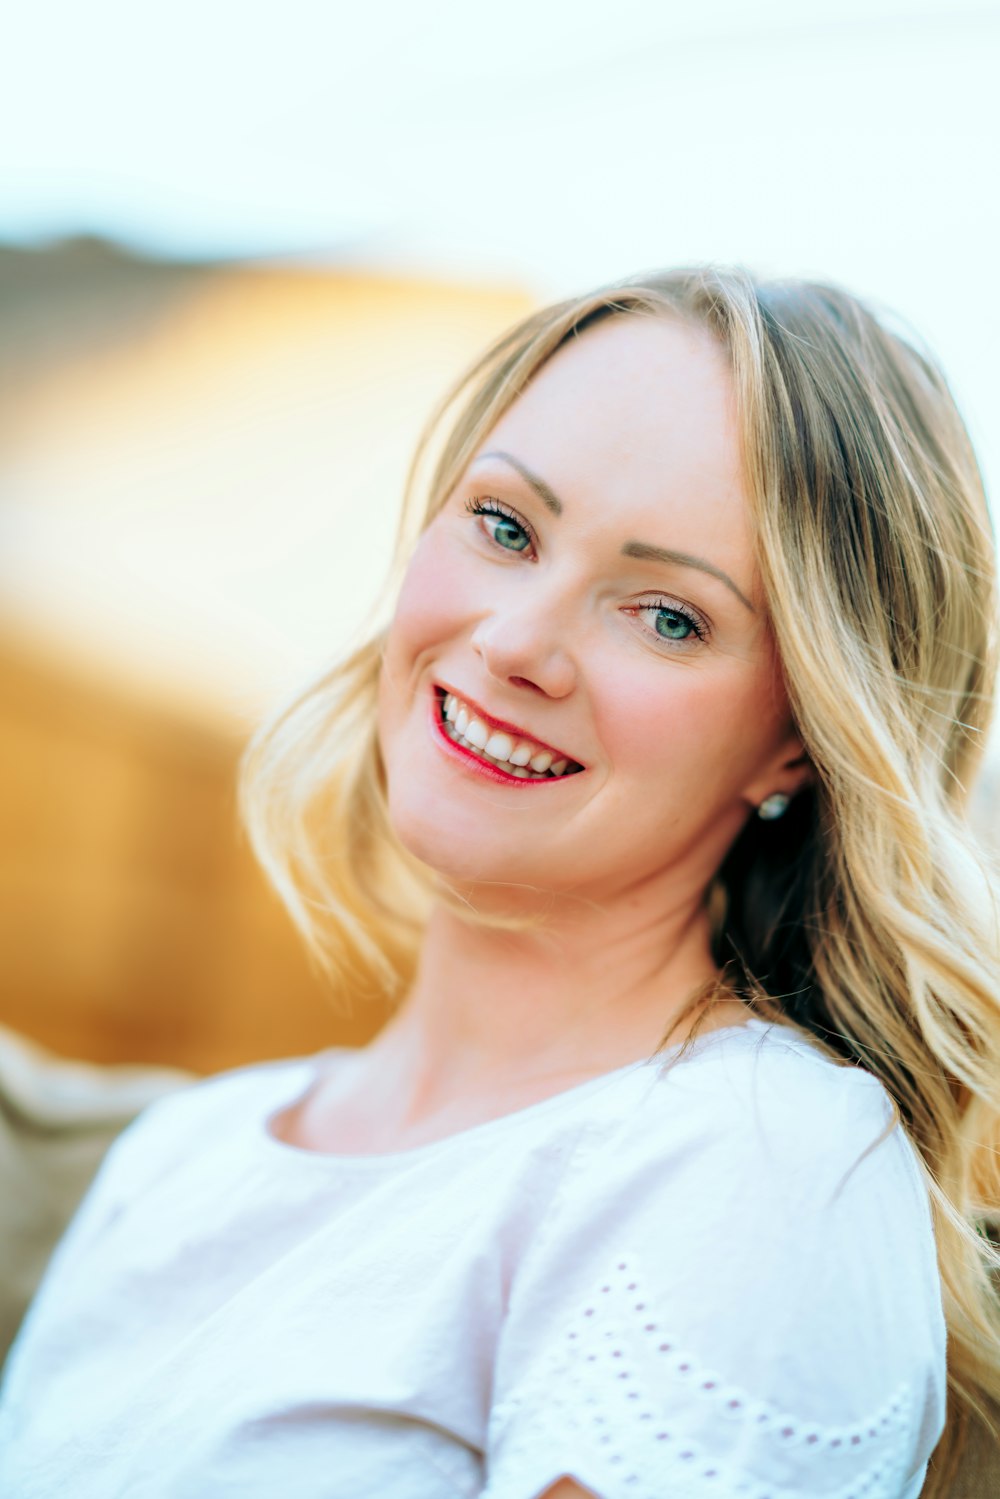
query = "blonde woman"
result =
(1, 268, 997, 1499)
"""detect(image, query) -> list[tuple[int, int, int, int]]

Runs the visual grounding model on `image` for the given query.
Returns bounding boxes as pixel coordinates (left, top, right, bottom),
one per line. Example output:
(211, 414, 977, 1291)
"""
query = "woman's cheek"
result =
(591, 663, 708, 772)
(389, 531, 471, 664)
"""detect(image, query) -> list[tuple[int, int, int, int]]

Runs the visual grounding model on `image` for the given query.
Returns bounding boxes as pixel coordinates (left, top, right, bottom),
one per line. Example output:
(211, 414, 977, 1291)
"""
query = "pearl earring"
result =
(757, 793, 790, 821)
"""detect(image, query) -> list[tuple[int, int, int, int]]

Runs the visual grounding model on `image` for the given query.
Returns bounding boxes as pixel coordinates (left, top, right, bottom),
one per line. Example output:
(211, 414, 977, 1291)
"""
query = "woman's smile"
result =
(430, 685, 585, 784)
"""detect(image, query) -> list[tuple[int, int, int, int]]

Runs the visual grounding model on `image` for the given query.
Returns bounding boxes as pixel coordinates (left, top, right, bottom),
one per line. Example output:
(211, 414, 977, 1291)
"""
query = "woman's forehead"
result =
(488, 316, 739, 489)
(472, 315, 757, 595)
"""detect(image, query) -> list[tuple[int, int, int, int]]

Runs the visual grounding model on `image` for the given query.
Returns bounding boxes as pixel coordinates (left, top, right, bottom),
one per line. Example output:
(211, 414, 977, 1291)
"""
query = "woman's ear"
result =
(743, 730, 815, 813)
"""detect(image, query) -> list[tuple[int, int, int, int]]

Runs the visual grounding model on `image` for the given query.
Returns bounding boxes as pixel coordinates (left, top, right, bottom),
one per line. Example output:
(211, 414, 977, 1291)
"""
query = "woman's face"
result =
(378, 313, 807, 903)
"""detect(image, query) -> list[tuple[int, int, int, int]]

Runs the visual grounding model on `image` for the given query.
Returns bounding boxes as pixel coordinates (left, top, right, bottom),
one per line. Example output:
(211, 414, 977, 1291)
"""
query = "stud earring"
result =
(757, 793, 790, 821)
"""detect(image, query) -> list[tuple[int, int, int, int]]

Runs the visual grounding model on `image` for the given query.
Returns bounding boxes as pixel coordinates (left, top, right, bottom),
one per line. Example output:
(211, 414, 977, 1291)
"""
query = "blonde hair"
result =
(240, 266, 1000, 1485)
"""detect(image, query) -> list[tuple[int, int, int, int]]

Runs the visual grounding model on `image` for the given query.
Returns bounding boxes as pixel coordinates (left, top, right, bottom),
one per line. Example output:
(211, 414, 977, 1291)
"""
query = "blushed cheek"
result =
(593, 670, 717, 772)
(386, 533, 464, 674)
(594, 663, 772, 794)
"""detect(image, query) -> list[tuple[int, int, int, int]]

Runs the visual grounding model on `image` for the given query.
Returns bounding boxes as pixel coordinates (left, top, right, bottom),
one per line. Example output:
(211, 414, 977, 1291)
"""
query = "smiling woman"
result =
(1, 267, 999, 1499)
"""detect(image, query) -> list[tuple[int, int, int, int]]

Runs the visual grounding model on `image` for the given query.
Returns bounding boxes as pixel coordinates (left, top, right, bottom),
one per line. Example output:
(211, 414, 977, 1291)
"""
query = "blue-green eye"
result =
(632, 598, 705, 645)
(491, 516, 531, 551)
(465, 497, 534, 553)
(654, 607, 696, 641)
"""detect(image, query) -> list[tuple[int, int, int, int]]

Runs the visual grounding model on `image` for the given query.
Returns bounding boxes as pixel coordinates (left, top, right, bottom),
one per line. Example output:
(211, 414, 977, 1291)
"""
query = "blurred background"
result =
(1, 0, 998, 1073)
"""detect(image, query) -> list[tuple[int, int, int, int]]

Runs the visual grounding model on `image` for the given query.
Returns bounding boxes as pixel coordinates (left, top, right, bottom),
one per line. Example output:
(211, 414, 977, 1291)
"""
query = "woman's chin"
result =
(392, 818, 516, 887)
(385, 802, 558, 901)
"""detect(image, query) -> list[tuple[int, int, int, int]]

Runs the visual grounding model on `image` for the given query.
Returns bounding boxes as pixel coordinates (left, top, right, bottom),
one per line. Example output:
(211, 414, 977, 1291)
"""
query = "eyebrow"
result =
(621, 540, 756, 614)
(478, 449, 563, 515)
(473, 449, 757, 614)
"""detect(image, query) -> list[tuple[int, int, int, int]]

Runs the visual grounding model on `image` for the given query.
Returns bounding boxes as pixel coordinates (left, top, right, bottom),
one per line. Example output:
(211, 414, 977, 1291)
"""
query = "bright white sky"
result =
(3, 3, 996, 264)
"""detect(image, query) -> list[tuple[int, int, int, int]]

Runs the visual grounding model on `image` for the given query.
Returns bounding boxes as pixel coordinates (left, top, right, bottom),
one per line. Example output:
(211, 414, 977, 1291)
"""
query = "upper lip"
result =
(436, 684, 583, 767)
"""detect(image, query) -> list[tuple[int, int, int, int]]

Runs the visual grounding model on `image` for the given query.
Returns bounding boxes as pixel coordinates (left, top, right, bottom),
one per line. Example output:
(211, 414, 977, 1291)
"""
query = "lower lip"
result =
(428, 691, 580, 789)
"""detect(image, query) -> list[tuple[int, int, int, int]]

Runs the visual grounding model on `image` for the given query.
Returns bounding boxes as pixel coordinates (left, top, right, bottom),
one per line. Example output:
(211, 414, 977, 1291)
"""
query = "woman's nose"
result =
(469, 603, 578, 699)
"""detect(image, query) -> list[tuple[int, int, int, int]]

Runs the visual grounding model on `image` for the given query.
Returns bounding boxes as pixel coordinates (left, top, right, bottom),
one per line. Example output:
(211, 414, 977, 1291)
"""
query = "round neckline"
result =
(259, 1016, 773, 1170)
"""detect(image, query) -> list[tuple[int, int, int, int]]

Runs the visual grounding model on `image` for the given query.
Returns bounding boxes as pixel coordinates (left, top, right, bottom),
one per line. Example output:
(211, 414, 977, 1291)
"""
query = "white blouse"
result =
(0, 1018, 946, 1498)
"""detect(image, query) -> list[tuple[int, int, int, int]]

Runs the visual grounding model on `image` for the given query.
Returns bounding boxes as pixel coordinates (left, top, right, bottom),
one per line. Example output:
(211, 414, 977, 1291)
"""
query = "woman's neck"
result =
(361, 879, 728, 1122)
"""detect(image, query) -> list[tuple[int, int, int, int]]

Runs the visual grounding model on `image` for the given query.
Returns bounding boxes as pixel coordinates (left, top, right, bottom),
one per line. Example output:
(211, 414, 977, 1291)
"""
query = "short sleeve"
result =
(481, 1032, 947, 1499)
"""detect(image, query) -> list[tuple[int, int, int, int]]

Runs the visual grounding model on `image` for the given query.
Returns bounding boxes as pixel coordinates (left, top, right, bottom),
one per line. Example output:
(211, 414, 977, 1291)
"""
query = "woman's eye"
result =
(652, 607, 696, 641)
(465, 498, 534, 553)
(632, 601, 706, 645)
(489, 515, 531, 552)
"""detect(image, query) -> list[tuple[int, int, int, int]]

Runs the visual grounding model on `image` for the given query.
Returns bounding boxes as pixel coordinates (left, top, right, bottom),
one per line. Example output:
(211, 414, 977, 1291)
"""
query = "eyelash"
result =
(464, 495, 538, 550)
(463, 495, 709, 646)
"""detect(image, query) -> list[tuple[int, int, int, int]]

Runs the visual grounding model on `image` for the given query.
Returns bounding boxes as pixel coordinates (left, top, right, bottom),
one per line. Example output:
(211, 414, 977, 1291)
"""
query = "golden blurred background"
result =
(0, 239, 533, 1072)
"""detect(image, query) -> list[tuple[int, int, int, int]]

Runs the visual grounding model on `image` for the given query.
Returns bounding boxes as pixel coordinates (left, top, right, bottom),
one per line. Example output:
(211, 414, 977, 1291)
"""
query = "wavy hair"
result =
(239, 267, 1000, 1486)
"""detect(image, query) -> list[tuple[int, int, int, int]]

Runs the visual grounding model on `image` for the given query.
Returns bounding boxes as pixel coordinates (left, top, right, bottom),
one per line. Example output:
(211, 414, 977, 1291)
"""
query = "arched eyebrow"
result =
(473, 449, 757, 615)
(478, 449, 563, 515)
(621, 540, 756, 614)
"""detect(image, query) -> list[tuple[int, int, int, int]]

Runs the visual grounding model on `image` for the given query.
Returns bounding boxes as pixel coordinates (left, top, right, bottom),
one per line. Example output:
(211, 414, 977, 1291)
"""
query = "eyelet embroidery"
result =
(486, 1256, 916, 1499)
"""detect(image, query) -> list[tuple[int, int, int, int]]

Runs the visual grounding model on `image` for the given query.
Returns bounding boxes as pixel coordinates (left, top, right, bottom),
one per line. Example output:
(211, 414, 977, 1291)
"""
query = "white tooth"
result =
(455, 706, 469, 735)
(508, 741, 534, 766)
(509, 765, 530, 778)
(465, 718, 489, 750)
(445, 696, 458, 722)
(549, 757, 569, 776)
(485, 731, 514, 760)
(528, 749, 553, 773)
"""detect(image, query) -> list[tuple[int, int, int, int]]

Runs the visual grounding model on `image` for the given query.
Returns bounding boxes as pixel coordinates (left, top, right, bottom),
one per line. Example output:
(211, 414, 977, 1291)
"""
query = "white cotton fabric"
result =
(0, 1018, 946, 1499)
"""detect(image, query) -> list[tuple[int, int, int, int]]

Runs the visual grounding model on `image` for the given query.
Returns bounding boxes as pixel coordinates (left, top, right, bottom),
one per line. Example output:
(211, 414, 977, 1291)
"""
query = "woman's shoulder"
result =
(91, 1050, 328, 1188)
(566, 1016, 931, 1246)
(653, 1011, 897, 1102)
(618, 1016, 908, 1162)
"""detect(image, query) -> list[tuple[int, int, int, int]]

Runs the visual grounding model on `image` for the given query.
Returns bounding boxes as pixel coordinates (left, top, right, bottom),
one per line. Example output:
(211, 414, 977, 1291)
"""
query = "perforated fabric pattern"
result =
(483, 1254, 925, 1499)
